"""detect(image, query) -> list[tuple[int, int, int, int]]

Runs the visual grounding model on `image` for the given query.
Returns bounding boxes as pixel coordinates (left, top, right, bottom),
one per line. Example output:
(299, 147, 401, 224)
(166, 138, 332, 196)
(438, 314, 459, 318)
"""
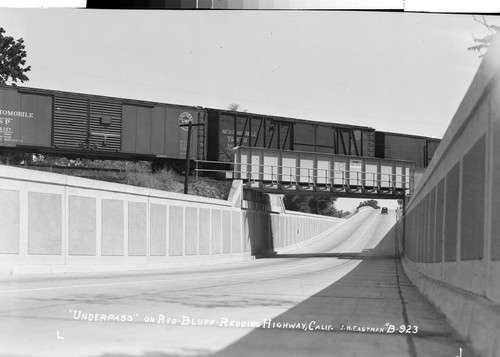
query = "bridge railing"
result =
(233, 161, 406, 191)
(195, 147, 416, 195)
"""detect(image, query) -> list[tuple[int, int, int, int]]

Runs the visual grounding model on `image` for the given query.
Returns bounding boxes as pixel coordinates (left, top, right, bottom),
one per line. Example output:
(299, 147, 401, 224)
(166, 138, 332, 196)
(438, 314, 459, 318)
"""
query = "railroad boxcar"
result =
(206, 108, 376, 162)
(375, 131, 441, 168)
(0, 86, 204, 166)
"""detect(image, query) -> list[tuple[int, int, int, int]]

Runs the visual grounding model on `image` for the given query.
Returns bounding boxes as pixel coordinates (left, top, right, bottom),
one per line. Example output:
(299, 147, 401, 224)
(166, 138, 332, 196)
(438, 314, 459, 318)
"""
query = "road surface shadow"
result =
(209, 226, 478, 357)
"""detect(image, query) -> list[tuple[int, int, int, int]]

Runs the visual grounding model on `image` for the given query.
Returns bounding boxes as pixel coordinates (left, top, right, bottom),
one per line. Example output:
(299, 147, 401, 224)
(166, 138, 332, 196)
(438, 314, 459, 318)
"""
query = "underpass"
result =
(1, 30, 499, 357)
(0, 208, 475, 357)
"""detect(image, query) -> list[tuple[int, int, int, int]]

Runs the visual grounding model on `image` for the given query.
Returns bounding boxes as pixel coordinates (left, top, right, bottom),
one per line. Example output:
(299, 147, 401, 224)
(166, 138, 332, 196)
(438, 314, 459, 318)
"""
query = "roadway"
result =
(0, 208, 476, 357)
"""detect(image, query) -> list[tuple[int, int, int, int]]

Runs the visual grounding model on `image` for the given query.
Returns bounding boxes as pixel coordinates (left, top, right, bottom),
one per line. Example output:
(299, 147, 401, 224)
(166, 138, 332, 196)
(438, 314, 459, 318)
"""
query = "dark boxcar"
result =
(294, 122, 375, 157)
(207, 110, 294, 162)
(375, 131, 441, 168)
(0, 86, 52, 148)
(207, 108, 375, 162)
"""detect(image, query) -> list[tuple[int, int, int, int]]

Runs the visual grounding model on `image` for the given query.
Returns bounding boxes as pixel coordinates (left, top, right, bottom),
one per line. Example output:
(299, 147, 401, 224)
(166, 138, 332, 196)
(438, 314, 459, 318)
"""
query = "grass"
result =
(9, 157, 233, 200)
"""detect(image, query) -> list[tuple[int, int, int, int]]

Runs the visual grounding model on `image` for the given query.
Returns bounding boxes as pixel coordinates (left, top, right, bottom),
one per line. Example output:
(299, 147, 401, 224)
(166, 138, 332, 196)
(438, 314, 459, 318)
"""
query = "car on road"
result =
(381, 207, 388, 214)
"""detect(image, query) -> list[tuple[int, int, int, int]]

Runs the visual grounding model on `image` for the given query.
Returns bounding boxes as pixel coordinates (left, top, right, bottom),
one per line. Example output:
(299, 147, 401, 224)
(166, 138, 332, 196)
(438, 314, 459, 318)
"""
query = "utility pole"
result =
(179, 115, 204, 195)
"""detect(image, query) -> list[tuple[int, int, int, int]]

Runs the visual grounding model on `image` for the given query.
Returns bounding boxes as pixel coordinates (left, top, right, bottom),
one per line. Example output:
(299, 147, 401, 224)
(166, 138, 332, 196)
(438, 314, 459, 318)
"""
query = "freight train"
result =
(0, 85, 440, 170)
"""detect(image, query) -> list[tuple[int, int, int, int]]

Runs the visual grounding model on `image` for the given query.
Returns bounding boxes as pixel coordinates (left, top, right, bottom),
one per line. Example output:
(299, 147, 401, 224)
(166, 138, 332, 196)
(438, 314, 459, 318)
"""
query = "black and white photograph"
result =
(0, 1, 499, 356)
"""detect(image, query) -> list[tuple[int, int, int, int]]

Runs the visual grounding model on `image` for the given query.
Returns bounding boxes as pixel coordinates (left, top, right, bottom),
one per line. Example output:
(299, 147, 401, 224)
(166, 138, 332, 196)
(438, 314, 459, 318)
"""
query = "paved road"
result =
(0, 209, 476, 357)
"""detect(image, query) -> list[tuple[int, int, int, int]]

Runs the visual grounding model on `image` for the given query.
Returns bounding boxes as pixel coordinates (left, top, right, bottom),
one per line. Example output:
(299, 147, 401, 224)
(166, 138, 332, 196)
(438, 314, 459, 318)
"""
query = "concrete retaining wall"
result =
(395, 35, 500, 357)
(270, 209, 343, 253)
(241, 190, 342, 254)
(0, 165, 340, 274)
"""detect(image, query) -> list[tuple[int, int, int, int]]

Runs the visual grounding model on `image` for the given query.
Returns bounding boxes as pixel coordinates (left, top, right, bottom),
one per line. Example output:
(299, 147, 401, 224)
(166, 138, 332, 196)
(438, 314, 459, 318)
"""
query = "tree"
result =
(0, 27, 31, 85)
(283, 194, 310, 213)
(357, 199, 380, 210)
(227, 103, 248, 112)
(468, 15, 499, 58)
(337, 210, 351, 218)
(283, 195, 340, 217)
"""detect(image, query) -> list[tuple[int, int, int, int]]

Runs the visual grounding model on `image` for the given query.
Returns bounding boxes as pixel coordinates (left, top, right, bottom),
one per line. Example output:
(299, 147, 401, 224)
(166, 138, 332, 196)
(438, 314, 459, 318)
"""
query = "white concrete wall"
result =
(0, 166, 340, 274)
(396, 35, 500, 357)
(270, 209, 343, 253)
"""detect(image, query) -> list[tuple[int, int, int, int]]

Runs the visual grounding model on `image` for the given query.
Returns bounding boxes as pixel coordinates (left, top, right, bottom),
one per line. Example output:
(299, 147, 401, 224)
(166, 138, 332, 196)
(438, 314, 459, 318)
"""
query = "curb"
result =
(401, 258, 500, 357)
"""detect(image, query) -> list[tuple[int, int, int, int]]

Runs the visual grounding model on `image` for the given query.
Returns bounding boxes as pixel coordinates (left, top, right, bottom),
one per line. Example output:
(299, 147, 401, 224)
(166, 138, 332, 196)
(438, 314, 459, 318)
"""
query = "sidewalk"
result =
(213, 226, 477, 357)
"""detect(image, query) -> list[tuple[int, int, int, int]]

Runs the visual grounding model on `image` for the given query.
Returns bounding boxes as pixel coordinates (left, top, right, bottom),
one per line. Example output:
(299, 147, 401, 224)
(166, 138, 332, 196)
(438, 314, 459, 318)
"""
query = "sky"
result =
(0, 5, 498, 140)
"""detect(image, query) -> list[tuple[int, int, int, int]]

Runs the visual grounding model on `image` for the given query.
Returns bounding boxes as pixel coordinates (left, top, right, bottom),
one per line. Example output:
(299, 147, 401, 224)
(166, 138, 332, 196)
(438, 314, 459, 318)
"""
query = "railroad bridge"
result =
(229, 146, 416, 199)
